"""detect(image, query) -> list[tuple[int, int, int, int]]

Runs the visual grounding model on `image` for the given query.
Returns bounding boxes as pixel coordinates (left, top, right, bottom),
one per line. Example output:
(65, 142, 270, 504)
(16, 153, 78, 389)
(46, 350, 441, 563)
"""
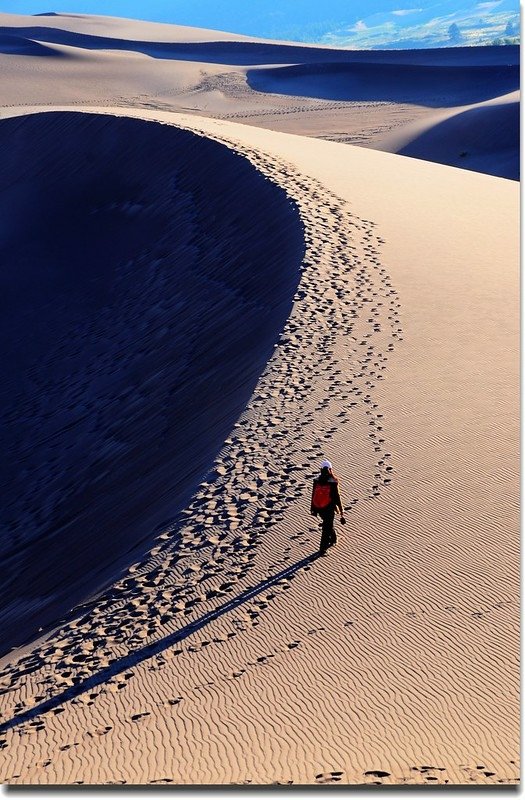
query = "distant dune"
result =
(247, 62, 519, 108)
(0, 13, 518, 179)
(390, 94, 519, 179)
(0, 14, 520, 64)
(0, 111, 303, 655)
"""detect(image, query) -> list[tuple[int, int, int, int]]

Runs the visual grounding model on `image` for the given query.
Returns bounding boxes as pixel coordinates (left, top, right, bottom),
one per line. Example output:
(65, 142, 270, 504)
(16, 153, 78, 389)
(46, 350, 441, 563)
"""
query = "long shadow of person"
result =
(0, 550, 321, 735)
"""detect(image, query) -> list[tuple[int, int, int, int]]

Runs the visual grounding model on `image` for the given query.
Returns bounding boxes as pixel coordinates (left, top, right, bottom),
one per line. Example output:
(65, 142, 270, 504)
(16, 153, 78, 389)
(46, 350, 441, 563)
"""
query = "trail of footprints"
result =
(195, 70, 396, 129)
(0, 126, 403, 736)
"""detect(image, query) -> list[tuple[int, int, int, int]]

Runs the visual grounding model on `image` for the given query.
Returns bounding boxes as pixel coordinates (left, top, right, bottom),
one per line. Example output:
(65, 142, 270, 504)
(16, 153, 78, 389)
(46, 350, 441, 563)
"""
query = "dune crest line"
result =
(1, 112, 400, 733)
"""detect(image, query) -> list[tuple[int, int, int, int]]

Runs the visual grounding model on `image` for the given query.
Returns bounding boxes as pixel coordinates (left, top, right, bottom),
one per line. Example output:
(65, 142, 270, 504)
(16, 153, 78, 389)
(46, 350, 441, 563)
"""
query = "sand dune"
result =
(247, 62, 519, 108)
(0, 9, 519, 788)
(0, 104, 518, 785)
(1, 12, 258, 43)
(0, 110, 303, 657)
(0, 13, 520, 64)
(378, 92, 519, 179)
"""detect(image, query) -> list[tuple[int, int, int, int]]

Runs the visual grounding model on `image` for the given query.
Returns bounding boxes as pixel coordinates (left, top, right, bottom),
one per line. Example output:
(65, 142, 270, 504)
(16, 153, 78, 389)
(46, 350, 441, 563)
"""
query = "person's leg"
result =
(319, 508, 335, 552)
(329, 521, 337, 547)
(326, 507, 336, 547)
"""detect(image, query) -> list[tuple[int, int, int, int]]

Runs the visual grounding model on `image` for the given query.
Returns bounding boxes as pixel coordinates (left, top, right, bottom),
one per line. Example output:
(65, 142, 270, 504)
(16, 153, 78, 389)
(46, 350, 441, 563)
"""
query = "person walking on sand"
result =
(311, 460, 346, 555)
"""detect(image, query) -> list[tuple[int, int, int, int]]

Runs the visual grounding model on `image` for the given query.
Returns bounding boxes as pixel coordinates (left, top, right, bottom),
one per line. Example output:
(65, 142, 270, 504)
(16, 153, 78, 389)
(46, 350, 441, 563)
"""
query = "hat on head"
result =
(320, 459, 332, 470)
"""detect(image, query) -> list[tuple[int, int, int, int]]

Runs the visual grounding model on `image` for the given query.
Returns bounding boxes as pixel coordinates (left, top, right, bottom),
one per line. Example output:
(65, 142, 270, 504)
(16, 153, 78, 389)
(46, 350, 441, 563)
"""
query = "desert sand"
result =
(0, 12, 519, 788)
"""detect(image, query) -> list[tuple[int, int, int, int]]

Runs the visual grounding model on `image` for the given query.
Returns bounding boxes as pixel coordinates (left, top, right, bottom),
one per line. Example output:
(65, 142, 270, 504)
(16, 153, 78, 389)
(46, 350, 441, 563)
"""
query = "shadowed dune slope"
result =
(0, 33, 63, 56)
(395, 99, 520, 180)
(0, 111, 304, 655)
(247, 62, 519, 108)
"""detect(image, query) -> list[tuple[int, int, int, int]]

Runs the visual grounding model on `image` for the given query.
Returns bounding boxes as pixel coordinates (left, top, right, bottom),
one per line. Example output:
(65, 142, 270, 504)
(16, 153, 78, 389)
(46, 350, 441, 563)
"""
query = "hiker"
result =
(311, 460, 346, 554)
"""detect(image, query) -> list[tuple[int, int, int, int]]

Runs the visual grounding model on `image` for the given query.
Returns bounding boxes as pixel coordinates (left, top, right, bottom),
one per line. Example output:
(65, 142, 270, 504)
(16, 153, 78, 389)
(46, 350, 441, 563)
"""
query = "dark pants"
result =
(319, 507, 337, 552)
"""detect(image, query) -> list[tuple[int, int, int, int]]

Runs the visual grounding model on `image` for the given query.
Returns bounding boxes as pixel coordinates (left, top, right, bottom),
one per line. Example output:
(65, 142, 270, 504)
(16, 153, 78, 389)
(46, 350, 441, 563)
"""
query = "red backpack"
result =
(312, 481, 332, 510)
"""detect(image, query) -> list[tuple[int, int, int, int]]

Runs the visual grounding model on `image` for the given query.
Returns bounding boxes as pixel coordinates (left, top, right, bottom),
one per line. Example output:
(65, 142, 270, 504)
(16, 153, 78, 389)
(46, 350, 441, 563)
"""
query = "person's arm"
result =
(334, 482, 344, 516)
(310, 481, 317, 515)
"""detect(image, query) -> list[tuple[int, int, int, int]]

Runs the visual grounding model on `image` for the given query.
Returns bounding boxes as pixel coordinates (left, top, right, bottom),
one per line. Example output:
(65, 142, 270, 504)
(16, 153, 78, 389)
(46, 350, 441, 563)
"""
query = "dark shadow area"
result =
(247, 62, 519, 108)
(0, 111, 304, 656)
(0, 33, 67, 56)
(0, 552, 320, 734)
(0, 26, 519, 67)
(398, 101, 520, 180)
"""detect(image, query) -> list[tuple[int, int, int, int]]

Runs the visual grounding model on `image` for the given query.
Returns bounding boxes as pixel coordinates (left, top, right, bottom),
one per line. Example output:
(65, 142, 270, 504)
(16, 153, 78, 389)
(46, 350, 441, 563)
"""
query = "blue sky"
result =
(2, 0, 520, 47)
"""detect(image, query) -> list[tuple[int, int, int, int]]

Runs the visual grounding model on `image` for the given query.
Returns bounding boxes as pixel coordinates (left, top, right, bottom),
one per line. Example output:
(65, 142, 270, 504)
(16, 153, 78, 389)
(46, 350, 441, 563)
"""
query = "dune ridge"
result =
(0, 110, 406, 781)
(0, 111, 304, 656)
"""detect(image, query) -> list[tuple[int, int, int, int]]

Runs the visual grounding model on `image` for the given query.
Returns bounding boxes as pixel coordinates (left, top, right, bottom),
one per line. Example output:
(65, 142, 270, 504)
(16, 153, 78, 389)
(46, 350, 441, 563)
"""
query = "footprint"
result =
(315, 771, 344, 784)
(87, 726, 112, 737)
(130, 712, 150, 722)
(256, 654, 275, 664)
